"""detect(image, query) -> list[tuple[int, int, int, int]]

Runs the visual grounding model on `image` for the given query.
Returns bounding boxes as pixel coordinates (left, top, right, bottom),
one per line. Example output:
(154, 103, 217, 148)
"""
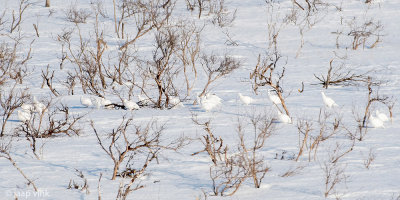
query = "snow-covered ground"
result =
(0, 0, 399, 199)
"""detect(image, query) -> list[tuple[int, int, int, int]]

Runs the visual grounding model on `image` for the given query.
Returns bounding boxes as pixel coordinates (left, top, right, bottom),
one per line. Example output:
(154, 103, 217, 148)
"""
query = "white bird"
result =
(21, 103, 34, 111)
(123, 99, 139, 110)
(100, 98, 111, 106)
(369, 115, 384, 128)
(321, 92, 338, 108)
(33, 96, 46, 113)
(376, 110, 389, 122)
(238, 93, 253, 105)
(277, 111, 291, 124)
(138, 95, 151, 106)
(200, 93, 222, 112)
(268, 90, 281, 105)
(169, 96, 184, 108)
(205, 93, 222, 104)
(18, 110, 31, 122)
(92, 97, 102, 109)
(80, 96, 93, 107)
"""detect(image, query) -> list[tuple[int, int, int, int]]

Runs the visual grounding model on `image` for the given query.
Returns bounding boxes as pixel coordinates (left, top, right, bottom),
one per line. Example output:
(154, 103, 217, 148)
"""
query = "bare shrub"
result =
(192, 117, 245, 196)
(364, 148, 375, 169)
(346, 77, 394, 140)
(118, 0, 174, 50)
(91, 116, 185, 184)
(211, 0, 236, 28)
(65, 4, 91, 24)
(250, 50, 290, 116)
(57, 23, 108, 98)
(67, 169, 90, 194)
(17, 102, 84, 159)
(296, 110, 343, 162)
(192, 118, 226, 165)
(0, 86, 30, 137)
(197, 53, 240, 99)
(0, 137, 38, 191)
(144, 28, 181, 108)
(286, 0, 330, 56)
(361, 77, 384, 128)
(236, 113, 275, 188)
(185, 0, 236, 27)
(347, 17, 383, 50)
(193, 111, 274, 194)
(209, 154, 247, 196)
(321, 140, 356, 198)
(314, 59, 369, 89)
(280, 165, 305, 177)
(0, 40, 31, 85)
(10, 0, 31, 33)
(322, 161, 347, 198)
(41, 65, 60, 96)
(176, 20, 202, 96)
(295, 118, 312, 161)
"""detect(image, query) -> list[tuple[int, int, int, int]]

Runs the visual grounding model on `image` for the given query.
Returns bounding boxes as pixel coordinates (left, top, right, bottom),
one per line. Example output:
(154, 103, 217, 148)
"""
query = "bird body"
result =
(376, 110, 389, 122)
(200, 93, 222, 112)
(33, 97, 46, 114)
(81, 96, 93, 107)
(21, 103, 34, 111)
(138, 95, 151, 106)
(123, 99, 139, 110)
(268, 90, 281, 105)
(169, 96, 184, 108)
(238, 93, 253, 105)
(101, 98, 111, 106)
(18, 110, 31, 122)
(92, 97, 102, 109)
(321, 92, 338, 108)
(369, 115, 384, 128)
(277, 111, 291, 124)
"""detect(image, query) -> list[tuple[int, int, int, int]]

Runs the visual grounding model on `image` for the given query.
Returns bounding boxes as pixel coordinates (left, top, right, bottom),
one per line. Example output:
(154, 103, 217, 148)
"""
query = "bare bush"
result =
(67, 169, 90, 194)
(364, 148, 375, 169)
(10, 0, 31, 33)
(0, 137, 38, 192)
(176, 20, 202, 96)
(192, 118, 226, 165)
(296, 110, 343, 162)
(197, 53, 240, 99)
(347, 17, 383, 50)
(322, 161, 347, 198)
(285, 0, 330, 56)
(91, 116, 185, 185)
(41, 65, 60, 97)
(250, 50, 290, 116)
(211, 0, 236, 28)
(144, 28, 180, 108)
(118, 0, 174, 50)
(314, 59, 369, 89)
(236, 113, 275, 188)
(193, 111, 275, 194)
(186, 0, 236, 27)
(57, 24, 108, 98)
(192, 117, 245, 196)
(17, 103, 84, 159)
(209, 154, 247, 196)
(0, 40, 31, 85)
(0, 86, 30, 137)
(65, 4, 91, 24)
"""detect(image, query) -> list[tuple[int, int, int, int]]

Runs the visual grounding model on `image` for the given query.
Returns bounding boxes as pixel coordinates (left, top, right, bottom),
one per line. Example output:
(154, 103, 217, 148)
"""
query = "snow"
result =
(1, 0, 400, 199)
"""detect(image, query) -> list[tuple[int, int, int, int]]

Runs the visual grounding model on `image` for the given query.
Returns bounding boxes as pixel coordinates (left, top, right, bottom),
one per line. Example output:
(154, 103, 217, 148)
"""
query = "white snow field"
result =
(0, 0, 399, 199)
